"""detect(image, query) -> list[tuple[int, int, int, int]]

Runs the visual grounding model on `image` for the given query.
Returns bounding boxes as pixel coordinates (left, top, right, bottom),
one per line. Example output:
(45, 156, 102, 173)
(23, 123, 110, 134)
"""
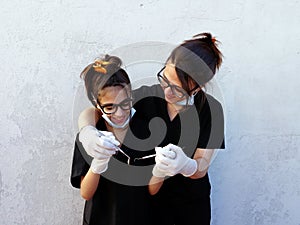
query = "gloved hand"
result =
(79, 125, 120, 160)
(152, 146, 176, 178)
(153, 144, 197, 177)
(90, 158, 109, 174)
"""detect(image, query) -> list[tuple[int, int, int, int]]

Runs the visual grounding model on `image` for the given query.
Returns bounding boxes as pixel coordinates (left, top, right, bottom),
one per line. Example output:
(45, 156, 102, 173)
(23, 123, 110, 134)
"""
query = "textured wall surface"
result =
(1, 0, 299, 224)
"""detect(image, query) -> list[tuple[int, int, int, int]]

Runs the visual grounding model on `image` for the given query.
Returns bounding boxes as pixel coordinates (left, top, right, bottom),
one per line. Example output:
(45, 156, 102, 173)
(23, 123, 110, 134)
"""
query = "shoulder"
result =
(132, 84, 165, 114)
(198, 92, 224, 116)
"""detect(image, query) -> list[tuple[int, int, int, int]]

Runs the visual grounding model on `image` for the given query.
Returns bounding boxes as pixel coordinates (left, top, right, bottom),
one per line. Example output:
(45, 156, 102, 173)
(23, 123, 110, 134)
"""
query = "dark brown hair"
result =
(166, 32, 223, 94)
(80, 55, 131, 107)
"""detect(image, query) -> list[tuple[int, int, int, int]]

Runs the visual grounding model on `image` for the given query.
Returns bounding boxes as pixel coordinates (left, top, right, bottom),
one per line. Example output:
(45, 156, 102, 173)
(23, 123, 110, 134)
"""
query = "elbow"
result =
(80, 189, 93, 201)
(190, 170, 207, 179)
(148, 187, 159, 195)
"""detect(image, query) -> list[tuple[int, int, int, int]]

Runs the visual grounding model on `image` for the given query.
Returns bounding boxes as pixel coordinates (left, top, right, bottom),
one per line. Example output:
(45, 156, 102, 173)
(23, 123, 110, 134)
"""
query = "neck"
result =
(107, 125, 128, 143)
(167, 103, 183, 121)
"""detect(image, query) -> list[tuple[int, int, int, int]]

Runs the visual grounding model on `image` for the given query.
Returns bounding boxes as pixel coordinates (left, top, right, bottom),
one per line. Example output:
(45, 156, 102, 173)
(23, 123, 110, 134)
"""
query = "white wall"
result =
(1, 0, 299, 224)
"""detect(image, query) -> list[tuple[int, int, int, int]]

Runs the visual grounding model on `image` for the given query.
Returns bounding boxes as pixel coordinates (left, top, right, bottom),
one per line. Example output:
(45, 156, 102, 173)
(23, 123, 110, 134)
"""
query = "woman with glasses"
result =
(78, 33, 225, 225)
(70, 55, 155, 225)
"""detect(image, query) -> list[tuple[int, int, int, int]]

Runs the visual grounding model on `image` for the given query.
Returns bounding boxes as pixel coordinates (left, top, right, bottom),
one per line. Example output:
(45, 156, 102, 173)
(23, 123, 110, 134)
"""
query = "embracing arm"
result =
(78, 107, 101, 130)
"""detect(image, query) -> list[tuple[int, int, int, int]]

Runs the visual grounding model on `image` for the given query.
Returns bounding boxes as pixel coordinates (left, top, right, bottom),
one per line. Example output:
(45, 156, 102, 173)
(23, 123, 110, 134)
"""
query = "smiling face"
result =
(98, 86, 131, 126)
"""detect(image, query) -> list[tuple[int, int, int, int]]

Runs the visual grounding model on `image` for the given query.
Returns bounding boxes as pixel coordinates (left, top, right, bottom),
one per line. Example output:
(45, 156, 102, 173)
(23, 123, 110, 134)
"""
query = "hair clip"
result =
(211, 37, 216, 43)
(93, 59, 111, 74)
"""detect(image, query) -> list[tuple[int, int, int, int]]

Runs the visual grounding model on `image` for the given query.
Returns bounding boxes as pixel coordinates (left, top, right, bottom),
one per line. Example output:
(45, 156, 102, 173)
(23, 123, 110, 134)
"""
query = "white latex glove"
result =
(154, 144, 197, 177)
(90, 158, 109, 174)
(152, 146, 176, 178)
(79, 125, 120, 160)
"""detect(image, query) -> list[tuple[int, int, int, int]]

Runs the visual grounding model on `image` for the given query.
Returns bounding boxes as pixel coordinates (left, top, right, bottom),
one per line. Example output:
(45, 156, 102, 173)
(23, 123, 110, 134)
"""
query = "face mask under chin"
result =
(175, 91, 198, 106)
(101, 108, 136, 129)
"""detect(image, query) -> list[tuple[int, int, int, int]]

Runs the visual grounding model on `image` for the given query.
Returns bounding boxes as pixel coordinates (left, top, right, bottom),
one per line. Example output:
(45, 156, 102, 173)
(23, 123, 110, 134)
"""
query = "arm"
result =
(149, 146, 215, 195)
(190, 148, 214, 179)
(148, 176, 164, 195)
(80, 153, 115, 200)
(80, 170, 100, 200)
(148, 148, 214, 195)
(78, 107, 101, 130)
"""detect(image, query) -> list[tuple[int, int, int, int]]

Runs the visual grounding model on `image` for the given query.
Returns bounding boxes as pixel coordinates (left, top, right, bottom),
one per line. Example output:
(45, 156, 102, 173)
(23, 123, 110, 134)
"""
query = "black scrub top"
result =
(132, 84, 225, 225)
(71, 84, 225, 225)
(70, 116, 156, 225)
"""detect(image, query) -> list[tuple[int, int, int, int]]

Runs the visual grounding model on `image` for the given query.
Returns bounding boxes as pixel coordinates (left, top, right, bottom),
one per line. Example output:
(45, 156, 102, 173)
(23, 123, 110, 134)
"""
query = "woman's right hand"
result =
(79, 125, 120, 160)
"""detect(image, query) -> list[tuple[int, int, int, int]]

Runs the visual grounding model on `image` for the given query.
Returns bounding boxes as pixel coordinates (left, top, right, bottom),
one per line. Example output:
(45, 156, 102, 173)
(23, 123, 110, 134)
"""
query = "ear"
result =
(195, 86, 202, 93)
(190, 86, 202, 96)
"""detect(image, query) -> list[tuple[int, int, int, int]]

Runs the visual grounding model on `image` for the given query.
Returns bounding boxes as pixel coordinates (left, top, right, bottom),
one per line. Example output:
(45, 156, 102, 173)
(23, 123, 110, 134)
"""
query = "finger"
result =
(156, 147, 169, 157)
(156, 162, 169, 171)
(156, 154, 173, 166)
(100, 131, 120, 144)
(96, 137, 118, 150)
(107, 136, 120, 146)
(166, 143, 182, 152)
(102, 136, 120, 147)
(94, 146, 116, 156)
(161, 148, 176, 159)
(155, 155, 167, 165)
(155, 147, 163, 153)
(100, 131, 114, 137)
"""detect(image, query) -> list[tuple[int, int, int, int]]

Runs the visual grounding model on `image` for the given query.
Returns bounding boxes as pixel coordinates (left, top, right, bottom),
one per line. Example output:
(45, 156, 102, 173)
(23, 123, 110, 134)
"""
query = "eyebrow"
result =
(162, 74, 182, 87)
(100, 98, 131, 107)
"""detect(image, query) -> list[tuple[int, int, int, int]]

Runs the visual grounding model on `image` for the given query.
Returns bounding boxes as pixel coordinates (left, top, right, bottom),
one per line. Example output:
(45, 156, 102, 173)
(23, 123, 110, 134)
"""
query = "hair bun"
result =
(93, 59, 111, 74)
(211, 36, 216, 44)
(192, 32, 217, 45)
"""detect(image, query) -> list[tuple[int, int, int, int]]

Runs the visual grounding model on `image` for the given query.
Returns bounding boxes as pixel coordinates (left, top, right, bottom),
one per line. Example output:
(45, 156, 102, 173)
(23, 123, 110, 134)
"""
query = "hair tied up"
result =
(211, 36, 216, 44)
(93, 59, 111, 74)
(192, 32, 217, 45)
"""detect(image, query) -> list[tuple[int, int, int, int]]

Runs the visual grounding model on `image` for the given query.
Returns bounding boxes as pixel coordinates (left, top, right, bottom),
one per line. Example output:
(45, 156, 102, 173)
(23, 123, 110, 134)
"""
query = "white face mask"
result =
(175, 91, 198, 106)
(101, 108, 136, 129)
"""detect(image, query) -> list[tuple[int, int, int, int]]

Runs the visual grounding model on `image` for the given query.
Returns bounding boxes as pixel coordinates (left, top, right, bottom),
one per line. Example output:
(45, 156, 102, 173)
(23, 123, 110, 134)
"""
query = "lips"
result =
(111, 117, 126, 125)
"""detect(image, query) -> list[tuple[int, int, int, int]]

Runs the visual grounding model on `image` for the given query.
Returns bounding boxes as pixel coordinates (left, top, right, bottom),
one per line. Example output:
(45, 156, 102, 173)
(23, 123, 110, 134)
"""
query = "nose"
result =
(164, 86, 174, 97)
(114, 106, 125, 117)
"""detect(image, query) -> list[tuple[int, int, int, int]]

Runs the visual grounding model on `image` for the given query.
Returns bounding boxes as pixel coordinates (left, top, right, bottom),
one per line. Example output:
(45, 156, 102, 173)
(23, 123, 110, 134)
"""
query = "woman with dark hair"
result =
(70, 55, 155, 225)
(78, 33, 225, 225)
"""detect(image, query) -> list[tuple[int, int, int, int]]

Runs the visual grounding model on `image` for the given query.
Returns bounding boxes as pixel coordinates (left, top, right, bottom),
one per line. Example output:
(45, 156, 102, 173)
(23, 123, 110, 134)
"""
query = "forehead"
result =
(163, 64, 182, 87)
(98, 86, 128, 104)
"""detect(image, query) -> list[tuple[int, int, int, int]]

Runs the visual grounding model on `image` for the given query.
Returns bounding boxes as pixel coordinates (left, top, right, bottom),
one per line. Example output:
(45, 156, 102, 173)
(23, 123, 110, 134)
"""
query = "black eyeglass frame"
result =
(98, 97, 134, 115)
(157, 67, 199, 98)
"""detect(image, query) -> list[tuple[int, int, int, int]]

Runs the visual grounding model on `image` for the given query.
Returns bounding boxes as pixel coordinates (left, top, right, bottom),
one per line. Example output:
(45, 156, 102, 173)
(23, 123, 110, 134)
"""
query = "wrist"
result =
(181, 158, 197, 177)
(91, 158, 108, 174)
(152, 165, 167, 178)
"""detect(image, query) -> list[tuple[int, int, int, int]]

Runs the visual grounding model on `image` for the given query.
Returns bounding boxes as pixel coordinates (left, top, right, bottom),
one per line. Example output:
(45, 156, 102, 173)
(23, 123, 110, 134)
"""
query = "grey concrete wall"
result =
(0, 0, 299, 224)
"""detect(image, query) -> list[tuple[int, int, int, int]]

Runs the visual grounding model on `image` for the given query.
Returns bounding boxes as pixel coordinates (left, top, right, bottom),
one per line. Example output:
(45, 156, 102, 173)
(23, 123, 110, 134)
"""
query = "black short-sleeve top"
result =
(70, 117, 155, 225)
(70, 84, 225, 224)
(132, 84, 225, 205)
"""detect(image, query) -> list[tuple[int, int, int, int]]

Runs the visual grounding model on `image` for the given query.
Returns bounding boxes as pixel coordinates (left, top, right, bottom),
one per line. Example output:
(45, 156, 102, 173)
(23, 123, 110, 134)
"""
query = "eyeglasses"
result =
(99, 97, 133, 115)
(157, 67, 188, 98)
(157, 67, 199, 98)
